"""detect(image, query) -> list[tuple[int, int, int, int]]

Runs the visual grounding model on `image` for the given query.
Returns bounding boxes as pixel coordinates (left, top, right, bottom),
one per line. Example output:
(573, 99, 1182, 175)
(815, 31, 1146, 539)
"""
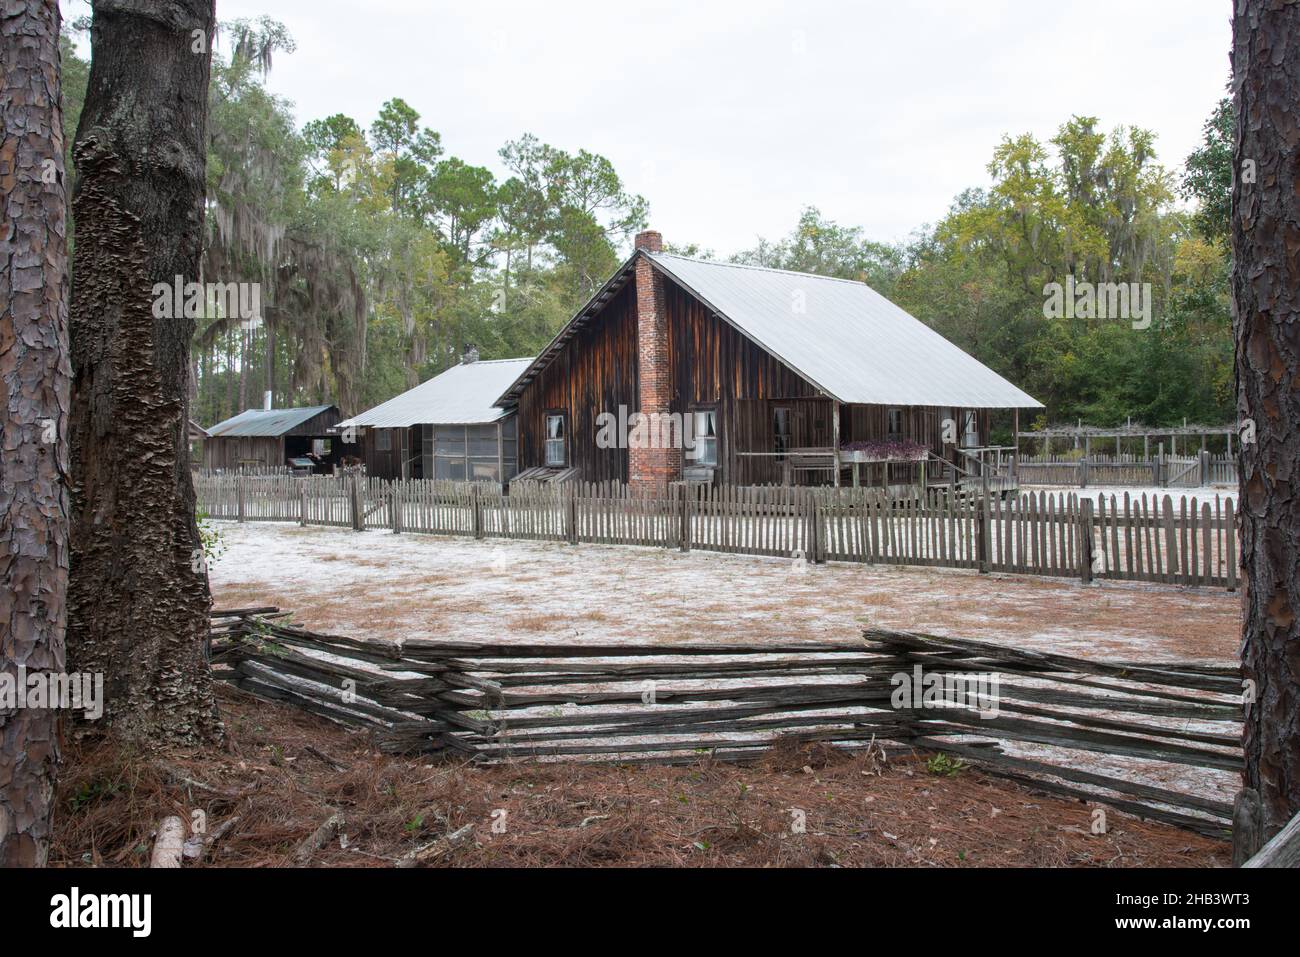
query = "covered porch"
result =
(715, 397, 1021, 493)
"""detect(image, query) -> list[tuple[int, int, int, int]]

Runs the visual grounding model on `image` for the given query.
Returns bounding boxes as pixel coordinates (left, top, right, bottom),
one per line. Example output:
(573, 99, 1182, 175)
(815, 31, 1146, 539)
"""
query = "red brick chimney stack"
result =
(634, 230, 663, 253)
(629, 230, 679, 492)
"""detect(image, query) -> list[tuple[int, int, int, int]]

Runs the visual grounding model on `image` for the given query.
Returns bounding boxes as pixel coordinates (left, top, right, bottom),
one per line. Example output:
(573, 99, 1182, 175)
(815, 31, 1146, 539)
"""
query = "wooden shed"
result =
(203, 404, 355, 473)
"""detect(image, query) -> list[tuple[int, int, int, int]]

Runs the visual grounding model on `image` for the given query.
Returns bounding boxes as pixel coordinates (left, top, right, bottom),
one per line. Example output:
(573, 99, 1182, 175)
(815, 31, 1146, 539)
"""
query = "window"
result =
(545, 413, 567, 467)
(887, 408, 903, 440)
(773, 407, 792, 462)
(962, 410, 979, 449)
(692, 409, 718, 467)
(375, 430, 391, 452)
(312, 438, 331, 456)
(467, 424, 500, 483)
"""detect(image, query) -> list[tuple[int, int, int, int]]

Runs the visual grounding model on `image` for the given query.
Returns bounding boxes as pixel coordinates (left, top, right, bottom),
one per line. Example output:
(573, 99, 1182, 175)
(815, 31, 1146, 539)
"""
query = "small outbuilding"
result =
(337, 356, 534, 483)
(203, 404, 355, 473)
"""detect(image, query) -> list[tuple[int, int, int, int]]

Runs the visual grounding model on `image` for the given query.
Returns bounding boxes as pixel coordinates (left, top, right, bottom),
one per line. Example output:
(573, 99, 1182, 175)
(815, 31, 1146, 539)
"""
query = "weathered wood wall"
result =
(362, 427, 409, 480)
(516, 282, 640, 483)
(202, 435, 284, 471)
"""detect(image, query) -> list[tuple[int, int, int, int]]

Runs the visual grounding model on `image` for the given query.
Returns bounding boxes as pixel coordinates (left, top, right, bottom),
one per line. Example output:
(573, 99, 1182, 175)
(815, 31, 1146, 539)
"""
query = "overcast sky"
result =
(67, 0, 1232, 255)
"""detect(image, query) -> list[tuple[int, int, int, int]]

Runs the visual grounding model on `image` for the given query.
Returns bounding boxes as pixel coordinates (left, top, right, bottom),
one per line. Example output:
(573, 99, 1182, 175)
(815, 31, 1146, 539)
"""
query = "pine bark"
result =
(0, 0, 71, 867)
(1232, 0, 1300, 835)
(67, 0, 222, 744)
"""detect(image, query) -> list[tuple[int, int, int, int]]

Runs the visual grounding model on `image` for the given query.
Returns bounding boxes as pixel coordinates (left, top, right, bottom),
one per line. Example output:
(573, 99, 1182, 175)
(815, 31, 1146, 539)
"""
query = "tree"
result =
(1184, 95, 1234, 246)
(0, 0, 70, 868)
(66, 0, 221, 744)
(733, 206, 905, 294)
(1232, 0, 1300, 840)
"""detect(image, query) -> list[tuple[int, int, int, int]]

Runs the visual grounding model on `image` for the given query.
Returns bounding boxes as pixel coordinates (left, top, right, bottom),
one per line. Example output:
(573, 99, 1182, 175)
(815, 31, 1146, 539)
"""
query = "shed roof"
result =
(338, 358, 534, 429)
(498, 251, 1042, 410)
(207, 405, 337, 438)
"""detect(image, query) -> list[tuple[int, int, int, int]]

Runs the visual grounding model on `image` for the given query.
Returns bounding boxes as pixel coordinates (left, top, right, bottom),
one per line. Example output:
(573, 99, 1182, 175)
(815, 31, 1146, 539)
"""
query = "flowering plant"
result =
(839, 439, 928, 461)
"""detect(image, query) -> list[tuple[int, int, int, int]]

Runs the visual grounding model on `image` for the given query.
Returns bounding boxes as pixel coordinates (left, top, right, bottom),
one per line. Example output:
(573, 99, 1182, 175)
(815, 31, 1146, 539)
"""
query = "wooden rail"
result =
(210, 610, 1242, 837)
(1017, 451, 1237, 488)
(197, 475, 1239, 590)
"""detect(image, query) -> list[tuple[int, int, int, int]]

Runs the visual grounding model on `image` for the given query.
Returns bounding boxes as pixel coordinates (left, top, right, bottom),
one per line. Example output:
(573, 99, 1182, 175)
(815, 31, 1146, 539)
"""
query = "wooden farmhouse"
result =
(337, 356, 533, 482)
(494, 230, 1043, 491)
(203, 403, 354, 473)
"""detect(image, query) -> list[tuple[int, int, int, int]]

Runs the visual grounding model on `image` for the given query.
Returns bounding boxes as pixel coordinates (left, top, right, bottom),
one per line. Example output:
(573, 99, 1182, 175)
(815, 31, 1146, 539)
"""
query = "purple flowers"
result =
(840, 439, 928, 462)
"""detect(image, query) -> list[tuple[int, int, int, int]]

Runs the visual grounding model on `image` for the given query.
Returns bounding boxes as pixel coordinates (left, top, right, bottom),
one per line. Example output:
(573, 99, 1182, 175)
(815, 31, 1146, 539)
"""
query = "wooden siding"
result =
(362, 427, 410, 480)
(201, 435, 284, 471)
(516, 282, 639, 483)
(664, 281, 820, 485)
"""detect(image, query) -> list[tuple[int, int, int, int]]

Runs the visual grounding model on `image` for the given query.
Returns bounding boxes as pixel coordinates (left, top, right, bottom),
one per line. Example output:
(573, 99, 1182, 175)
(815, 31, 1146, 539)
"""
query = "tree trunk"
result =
(67, 0, 222, 745)
(1232, 0, 1300, 836)
(0, 0, 71, 867)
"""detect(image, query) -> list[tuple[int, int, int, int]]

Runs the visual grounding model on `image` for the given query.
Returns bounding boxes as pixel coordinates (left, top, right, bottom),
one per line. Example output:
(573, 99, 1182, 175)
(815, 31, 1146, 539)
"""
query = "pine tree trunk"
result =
(67, 0, 221, 745)
(1232, 0, 1300, 837)
(0, 0, 71, 868)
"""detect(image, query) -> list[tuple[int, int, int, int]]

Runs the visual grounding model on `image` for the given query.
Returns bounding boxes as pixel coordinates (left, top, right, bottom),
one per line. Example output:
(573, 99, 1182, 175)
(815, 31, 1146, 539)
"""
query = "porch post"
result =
(831, 401, 841, 488)
(1012, 408, 1020, 486)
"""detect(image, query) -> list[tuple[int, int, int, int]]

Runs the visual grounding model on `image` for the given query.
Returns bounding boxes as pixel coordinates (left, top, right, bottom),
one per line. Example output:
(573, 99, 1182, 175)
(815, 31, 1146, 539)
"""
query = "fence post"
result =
(1199, 449, 1211, 486)
(679, 484, 691, 552)
(1079, 498, 1094, 584)
(567, 484, 578, 546)
(1158, 442, 1167, 488)
(237, 476, 246, 523)
(391, 482, 402, 534)
(472, 484, 484, 540)
(349, 474, 363, 531)
(977, 479, 991, 574)
(299, 481, 307, 527)
(811, 489, 826, 564)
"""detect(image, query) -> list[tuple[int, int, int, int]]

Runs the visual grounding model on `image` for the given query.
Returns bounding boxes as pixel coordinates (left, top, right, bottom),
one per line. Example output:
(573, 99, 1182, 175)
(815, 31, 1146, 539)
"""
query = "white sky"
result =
(65, 0, 1232, 255)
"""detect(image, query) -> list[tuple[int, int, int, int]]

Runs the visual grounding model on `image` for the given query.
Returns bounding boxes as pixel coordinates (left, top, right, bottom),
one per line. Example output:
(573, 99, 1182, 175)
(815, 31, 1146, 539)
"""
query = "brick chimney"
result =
(629, 230, 680, 492)
(634, 230, 663, 253)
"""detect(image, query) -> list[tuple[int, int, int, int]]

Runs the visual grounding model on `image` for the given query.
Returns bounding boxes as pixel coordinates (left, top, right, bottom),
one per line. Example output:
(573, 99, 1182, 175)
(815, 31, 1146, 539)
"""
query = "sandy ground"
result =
(208, 521, 1240, 663)
(208, 521, 1242, 822)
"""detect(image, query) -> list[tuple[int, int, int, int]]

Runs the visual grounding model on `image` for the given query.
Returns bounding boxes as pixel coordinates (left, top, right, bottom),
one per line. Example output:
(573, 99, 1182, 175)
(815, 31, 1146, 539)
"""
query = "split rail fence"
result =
(197, 474, 1238, 590)
(212, 609, 1242, 837)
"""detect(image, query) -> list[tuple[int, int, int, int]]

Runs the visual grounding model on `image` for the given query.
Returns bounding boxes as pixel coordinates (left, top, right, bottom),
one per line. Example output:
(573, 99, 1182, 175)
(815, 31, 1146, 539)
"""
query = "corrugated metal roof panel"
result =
(207, 405, 336, 438)
(338, 358, 534, 429)
(648, 253, 1042, 409)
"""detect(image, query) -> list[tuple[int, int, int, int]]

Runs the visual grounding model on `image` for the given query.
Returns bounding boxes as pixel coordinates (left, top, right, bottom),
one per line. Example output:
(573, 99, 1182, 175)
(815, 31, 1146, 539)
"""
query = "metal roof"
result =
(497, 251, 1043, 410)
(647, 253, 1043, 409)
(207, 405, 337, 438)
(338, 358, 534, 429)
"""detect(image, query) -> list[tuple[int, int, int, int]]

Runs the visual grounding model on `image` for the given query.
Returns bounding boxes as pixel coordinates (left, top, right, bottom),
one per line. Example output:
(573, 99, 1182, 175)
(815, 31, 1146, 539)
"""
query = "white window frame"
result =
(962, 410, 980, 449)
(692, 409, 718, 467)
(545, 413, 567, 467)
